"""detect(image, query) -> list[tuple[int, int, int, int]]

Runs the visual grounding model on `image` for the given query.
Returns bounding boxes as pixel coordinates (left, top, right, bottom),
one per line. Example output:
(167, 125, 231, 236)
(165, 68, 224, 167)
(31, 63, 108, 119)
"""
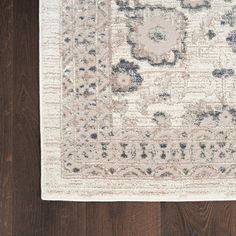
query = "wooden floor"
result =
(0, 0, 236, 235)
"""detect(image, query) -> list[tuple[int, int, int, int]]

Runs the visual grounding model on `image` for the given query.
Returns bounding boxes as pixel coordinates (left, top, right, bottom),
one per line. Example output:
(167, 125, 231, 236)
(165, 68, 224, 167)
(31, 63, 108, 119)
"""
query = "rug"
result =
(40, 0, 236, 201)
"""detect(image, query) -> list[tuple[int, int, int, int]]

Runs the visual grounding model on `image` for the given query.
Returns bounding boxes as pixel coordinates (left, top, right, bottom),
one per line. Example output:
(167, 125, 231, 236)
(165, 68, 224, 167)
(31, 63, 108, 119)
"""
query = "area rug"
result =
(40, 0, 236, 201)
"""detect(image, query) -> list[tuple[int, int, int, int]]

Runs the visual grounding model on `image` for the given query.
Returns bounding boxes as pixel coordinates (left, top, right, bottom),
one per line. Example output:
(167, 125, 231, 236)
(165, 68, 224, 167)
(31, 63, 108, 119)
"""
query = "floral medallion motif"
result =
(111, 59, 143, 92)
(126, 6, 187, 66)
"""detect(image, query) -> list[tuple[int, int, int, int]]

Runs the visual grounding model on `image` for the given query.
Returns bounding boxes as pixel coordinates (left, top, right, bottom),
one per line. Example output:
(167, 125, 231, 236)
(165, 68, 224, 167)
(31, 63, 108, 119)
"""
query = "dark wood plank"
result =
(161, 202, 236, 236)
(232, 203, 236, 236)
(41, 202, 86, 236)
(0, 0, 13, 236)
(86, 203, 161, 236)
(13, 0, 42, 234)
(86, 203, 113, 235)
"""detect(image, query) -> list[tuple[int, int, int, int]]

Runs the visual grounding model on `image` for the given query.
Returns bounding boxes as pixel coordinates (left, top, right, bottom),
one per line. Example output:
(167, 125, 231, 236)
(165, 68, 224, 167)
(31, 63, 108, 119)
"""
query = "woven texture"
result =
(40, 0, 236, 201)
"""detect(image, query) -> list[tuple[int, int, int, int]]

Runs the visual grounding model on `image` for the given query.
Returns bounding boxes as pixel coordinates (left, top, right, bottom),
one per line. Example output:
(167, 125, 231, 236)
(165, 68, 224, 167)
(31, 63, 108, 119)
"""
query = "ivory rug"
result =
(40, 0, 236, 201)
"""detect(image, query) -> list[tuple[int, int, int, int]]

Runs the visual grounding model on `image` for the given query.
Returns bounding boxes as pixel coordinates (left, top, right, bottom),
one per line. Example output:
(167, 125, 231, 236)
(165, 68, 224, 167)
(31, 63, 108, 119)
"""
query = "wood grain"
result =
(13, 0, 42, 234)
(0, 0, 235, 235)
(86, 203, 161, 236)
(161, 202, 236, 236)
(0, 0, 13, 236)
(41, 202, 86, 236)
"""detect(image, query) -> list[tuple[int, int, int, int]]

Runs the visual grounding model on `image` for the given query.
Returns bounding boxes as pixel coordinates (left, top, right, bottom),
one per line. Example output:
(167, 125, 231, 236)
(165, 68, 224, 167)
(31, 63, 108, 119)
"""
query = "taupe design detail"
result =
(126, 6, 187, 66)
(212, 68, 234, 78)
(221, 6, 236, 27)
(116, 0, 134, 11)
(207, 30, 216, 40)
(111, 59, 143, 92)
(180, 0, 210, 9)
(152, 112, 171, 127)
(226, 31, 236, 53)
(183, 103, 236, 127)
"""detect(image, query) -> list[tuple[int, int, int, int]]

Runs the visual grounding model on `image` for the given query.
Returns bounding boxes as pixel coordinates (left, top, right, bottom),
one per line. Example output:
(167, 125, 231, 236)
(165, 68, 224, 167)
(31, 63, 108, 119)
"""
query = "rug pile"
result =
(40, 0, 236, 201)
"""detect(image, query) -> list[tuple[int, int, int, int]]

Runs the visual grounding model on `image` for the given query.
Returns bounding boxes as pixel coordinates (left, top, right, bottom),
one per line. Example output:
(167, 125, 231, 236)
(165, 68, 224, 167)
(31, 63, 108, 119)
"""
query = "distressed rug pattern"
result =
(40, 0, 236, 201)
